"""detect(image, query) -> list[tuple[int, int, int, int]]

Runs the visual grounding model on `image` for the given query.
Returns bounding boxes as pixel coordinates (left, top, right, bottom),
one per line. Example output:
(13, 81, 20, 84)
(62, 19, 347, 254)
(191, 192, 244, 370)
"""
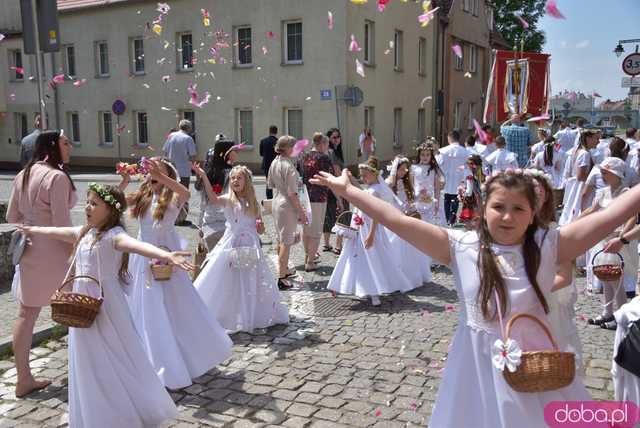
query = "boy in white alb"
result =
(484, 136, 518, 173)
(437, 130, 470, 226)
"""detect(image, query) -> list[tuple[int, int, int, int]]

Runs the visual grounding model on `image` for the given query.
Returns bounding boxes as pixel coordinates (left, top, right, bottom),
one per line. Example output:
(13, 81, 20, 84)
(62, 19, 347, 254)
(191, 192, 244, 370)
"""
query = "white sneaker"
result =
(370, 296, 381, 306)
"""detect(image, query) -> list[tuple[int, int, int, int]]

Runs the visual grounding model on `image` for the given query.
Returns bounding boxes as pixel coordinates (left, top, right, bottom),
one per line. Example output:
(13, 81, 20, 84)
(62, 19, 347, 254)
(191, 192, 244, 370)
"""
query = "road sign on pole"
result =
(20, 0, 60, 54)
(622, 76, 640, 88)
(622, 52, 640, 76)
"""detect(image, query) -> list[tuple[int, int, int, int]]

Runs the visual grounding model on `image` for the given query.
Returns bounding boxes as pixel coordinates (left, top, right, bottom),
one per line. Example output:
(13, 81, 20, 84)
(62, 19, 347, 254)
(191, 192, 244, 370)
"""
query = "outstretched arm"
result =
(558, 184, 640, 263)
(17, 225, 78, 243)
(191, 162, 227, 207)
(113, 233, 194, 271)
(310, 170, 451, 264)
(148, 159, 190, 206)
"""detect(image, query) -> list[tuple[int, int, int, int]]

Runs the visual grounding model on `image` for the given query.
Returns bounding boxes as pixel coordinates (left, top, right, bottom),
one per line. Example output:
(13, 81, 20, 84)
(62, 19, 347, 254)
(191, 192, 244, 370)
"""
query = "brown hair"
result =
(609, 137, 629, 160)
(73, 185, 130, 284)
(389, 158, 415, 203)
(531, 174, 555, 227)
(228, 165, 259, 217)
(415, 141, 442, 176)
(128, 160, 178, 221)
(22, 130, 76, 192)
(476, 172, 548, 320)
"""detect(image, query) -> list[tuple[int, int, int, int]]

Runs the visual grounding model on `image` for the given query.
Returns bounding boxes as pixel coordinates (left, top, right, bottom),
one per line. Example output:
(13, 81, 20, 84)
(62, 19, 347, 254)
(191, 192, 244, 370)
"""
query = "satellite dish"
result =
(344, 86, 363, 107)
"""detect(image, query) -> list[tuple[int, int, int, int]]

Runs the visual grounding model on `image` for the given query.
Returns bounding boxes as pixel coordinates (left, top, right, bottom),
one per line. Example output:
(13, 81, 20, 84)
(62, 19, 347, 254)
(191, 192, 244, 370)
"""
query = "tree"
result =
(488, 0, 547, 53)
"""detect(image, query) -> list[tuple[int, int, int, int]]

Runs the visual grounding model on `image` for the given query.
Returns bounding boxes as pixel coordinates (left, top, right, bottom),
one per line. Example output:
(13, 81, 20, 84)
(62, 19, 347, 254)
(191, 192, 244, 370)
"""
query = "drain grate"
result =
(297, 297, 364, 317)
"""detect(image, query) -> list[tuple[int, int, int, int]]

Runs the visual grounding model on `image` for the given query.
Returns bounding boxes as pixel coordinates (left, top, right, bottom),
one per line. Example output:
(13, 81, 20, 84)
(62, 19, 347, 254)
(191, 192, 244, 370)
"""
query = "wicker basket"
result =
(502, 313, 575, 393)
(332, 211, 358, 240)
(150, 246, 173, 281)
(51, 275, 103, 328)
(591, 250, 624, 282)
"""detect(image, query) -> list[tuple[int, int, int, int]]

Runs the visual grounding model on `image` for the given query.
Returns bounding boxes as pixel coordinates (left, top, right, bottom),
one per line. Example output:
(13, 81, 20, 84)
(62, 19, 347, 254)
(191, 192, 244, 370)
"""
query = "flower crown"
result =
(88, 182, 122, 211)
(481, 168, 551, 192)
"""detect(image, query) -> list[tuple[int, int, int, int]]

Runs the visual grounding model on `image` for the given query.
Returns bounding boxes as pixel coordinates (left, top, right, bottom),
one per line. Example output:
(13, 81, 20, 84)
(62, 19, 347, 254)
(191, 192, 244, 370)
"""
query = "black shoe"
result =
(588, 314, 614, 326)
(601, 320, 618, 330)
(278, 279, 293, 290)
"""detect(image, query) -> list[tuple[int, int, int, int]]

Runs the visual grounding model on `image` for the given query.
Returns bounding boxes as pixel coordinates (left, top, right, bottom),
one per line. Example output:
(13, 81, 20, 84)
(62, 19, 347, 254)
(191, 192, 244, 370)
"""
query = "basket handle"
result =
(335, 210, 354, 224)
(57, 275, 104, 299)
(505, 312, 559, 351)
(590, 249, 624, 269)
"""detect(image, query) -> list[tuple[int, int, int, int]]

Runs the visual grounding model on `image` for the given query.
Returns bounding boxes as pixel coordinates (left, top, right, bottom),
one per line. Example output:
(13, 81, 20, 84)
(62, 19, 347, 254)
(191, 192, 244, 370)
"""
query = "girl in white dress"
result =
(327, 157, 415, 305)
(386, 156, 432, 287)
(559, 130, 598, 225)
(611, 296, 640, 417)
(120, 159, 232, 389)
(18, 184, 193, 428)
(311, 167, 640, 428)
(410, 141, 444, 225)
(532, 136, 566, 208)
(193, 164, 289, 332)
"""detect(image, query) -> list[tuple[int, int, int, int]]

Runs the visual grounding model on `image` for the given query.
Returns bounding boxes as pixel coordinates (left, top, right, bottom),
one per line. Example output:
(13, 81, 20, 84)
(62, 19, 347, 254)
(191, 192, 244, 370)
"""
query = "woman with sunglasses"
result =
(323, 128, 346, 254)
(7, 130, 77, 397)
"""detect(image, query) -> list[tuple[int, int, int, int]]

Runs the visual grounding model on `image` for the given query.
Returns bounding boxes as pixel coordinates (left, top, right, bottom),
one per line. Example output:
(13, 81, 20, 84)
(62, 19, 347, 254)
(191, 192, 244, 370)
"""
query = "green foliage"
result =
(488, 0, 547, 52)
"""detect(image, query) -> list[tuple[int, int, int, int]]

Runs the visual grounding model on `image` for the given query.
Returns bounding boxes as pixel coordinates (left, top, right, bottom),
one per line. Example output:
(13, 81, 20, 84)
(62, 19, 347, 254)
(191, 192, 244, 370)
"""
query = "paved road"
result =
(0, 174, 621, 427)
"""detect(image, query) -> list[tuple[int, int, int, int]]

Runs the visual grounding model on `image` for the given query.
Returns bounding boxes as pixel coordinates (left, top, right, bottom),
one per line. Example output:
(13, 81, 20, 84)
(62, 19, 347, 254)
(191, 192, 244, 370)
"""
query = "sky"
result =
(540, 0, 640, 101)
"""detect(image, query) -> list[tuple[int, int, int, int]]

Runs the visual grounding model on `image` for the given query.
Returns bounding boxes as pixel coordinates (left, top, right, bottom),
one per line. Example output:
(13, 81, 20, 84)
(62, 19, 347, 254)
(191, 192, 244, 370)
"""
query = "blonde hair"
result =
(312, 132, 326, 146)
(128, 159, 178, 221)
(228, 165, 259, 218)
(275, 135, 296, 154)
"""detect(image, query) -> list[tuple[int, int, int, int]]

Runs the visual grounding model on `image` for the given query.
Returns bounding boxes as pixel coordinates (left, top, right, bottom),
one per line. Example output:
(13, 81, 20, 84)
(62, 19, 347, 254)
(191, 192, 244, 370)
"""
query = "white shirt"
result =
(533, 149, 566, 189)
(590, 139, 611, 166)
(554, 127, 580, 153)
(484, 148, 518, 173)
(626, 138, 639, 150)
(437, 142, 471, 195)
(466, 143, 487, 158)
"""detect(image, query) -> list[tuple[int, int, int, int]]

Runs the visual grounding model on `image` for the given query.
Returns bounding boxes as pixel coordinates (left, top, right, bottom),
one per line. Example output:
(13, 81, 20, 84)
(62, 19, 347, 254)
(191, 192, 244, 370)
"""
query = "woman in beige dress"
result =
(267, 136, 307, 289)
(7, 130, 76, 397)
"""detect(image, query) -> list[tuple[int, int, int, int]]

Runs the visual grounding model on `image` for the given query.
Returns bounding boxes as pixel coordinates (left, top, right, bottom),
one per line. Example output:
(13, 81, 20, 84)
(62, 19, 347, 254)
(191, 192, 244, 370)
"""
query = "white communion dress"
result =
(127, 197, 232, 389)
(327, 185, 415, 298)
(67, 226, 177, 428)
(194, 201, 289, 333)
(411, 163, 445, 225)
(429, 227, 591, 428)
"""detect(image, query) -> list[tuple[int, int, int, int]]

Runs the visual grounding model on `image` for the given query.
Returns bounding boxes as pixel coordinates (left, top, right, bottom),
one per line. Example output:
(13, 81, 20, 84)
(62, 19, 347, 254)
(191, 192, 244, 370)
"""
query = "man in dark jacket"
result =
(259, 125, 278, 199)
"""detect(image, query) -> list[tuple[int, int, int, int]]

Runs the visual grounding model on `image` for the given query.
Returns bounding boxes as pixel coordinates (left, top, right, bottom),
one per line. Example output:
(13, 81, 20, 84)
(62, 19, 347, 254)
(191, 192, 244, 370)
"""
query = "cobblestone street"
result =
(0, 174, 620, 427)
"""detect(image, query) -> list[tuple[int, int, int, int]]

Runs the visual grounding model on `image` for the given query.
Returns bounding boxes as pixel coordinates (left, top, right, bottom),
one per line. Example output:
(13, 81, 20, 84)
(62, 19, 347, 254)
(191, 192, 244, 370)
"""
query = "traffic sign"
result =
(622, 76, 640, 88)
(320, 89, 332, 101)
(112, 100, 126, 116)
(622, 52, 640, 76)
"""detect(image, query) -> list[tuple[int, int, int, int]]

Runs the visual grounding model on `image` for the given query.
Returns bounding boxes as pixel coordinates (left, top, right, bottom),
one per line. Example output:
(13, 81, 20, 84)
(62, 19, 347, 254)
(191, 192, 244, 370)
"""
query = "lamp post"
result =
(613, 39, 640, 57)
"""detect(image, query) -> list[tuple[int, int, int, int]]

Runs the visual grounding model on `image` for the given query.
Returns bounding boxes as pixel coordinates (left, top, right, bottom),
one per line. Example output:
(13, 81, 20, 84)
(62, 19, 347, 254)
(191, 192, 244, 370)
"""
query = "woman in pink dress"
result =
(7, 130, 76, 397)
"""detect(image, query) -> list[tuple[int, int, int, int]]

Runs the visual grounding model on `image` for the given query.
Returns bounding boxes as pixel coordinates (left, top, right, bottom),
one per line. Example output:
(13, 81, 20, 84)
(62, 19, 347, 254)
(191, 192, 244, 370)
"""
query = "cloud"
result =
(575, 40, 590, 49)
(560, 41, 568, 48)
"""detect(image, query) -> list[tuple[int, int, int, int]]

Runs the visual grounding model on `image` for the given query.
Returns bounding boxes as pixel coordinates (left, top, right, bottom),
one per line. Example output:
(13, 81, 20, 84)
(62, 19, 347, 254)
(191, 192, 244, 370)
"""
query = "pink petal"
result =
(0, 33, 5, 42)
(473, 119, 489, 144)
(266, 31, 275, 39)
(445, 304, 456, 312)
(374, 408, 382, 417)
(514, 13, 529, 29)
(52, 73, 65, 84)
(349, 34, 361, 52)
(418, 7, 439, 26)
(73, 78, 87, 87)
(451, 44, 462, 59)
(328, 11, 334, 30)
(291, 139, 310, 157)
(545, 0, 565, 19)
(10, 66, 24, 75)
(356, 59, 365, 77)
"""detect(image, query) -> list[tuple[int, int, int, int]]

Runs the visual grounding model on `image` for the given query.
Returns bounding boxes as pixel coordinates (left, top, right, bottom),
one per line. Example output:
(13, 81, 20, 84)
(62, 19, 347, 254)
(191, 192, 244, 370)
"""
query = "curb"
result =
(0, 322, 67, 357)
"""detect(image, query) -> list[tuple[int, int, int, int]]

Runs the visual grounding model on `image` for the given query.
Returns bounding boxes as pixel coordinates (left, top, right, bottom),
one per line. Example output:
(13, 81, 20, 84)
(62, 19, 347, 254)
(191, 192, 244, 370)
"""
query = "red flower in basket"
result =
(459, 207, 474, 222)
(151, 259, 170, 266)
(353, 214, 364, 226)
(212, 183, 223, 194)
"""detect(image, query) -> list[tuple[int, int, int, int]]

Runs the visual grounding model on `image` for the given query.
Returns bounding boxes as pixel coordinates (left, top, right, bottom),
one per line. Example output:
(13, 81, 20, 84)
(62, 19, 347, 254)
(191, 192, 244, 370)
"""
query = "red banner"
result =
(484, 50, 551, 123)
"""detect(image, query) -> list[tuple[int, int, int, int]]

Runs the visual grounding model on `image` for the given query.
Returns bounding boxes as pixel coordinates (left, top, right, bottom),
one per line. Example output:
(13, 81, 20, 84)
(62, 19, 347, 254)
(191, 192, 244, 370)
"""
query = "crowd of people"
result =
(7, 116, 640, 427)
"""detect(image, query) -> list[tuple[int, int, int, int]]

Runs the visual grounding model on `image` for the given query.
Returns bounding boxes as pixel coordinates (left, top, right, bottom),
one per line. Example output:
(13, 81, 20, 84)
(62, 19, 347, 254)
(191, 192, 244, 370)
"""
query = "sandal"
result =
(278, 279, 293, 290)
(333, 248, 342, 255)
(588, 314, 614, 326)
(322, 245, 334, 252)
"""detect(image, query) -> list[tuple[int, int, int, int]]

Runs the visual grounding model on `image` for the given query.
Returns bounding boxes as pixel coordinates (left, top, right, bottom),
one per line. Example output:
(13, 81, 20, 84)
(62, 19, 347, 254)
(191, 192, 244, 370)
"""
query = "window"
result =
(67, 112, 80, 144)
(417, 108, 426, 142)
(236, 109, 253, 145)
(14, 113, 28, 140)
(181, 110, 195, 132)
(64, 45, 76, 77)
(95, 41, 109, 77)
(235, 27, 252, 66)
(100, 112, 113, 145)
(462, 0, 471, 12)
(468, 103, 476, 129)
(418, 37, 427, 76)
(453, 101, 462, 131)
(364, 106, 375, 132)
(136, 112, 149, 145)
(454, 42, 464, 71)
(469, 44, 478, 73)
(284, 21, 303, 64)
(131, 38, 145, 74)
(364, 20, 375, 65)
(393, 30, 403, 71)
(393, 108, 402, 148)
(9, 50, 23, 81)
(472, 0, 479, 16)
(285, 109, 303, 139)
(179, 33, 193, 70)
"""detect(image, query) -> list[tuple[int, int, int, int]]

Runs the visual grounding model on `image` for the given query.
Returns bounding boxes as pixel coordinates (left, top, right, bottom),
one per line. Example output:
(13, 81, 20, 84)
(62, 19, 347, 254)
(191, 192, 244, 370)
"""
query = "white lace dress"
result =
(429, 227, 591, 428)
(411, 164, 445, 225)
(128, 197, 232, 389)
(559, 149, 591, 226)
(68, 226, 177, 428)
(194, 202, 289, 332)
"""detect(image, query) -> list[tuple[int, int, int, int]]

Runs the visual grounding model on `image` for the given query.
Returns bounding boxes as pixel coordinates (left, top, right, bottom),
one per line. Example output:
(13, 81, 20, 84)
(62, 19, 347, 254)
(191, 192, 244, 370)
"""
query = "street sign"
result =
(112, 100, 126, 116)
(20, 0, 60, 54)
(622, 52, 640, 76)
(622, 76, 640, 88)
(320, 89, 332, 101)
